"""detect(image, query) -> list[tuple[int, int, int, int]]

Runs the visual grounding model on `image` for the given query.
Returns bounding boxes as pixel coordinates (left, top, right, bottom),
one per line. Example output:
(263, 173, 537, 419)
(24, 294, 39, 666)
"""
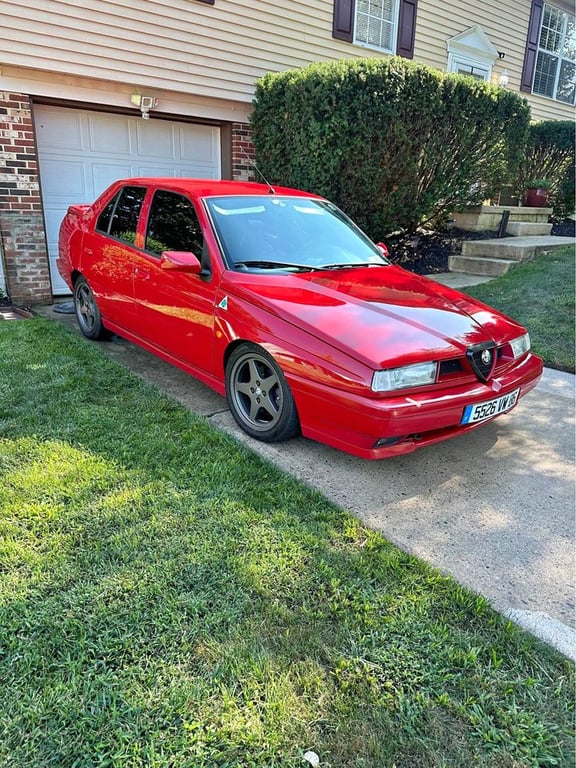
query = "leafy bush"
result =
(514, 121, 575, 217)
(251, 57, 530, 236)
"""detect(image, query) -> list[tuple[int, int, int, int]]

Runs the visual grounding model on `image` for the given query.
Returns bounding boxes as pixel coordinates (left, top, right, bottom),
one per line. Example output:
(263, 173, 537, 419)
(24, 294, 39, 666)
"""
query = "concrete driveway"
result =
(37, 306, 576, 659)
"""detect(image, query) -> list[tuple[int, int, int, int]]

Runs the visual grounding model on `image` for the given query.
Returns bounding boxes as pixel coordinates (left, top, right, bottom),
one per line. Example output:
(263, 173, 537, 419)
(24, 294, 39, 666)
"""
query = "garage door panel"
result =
(43, 207, 65, 248)
(92, 163, 139, 193)
(40, 160, 87, 198)
(35, 109, 84, 151)
(35, 105, 221, 295)
(180, 126, 219, 162)
(89, 114, 133, 154)
(136, 122, 176, 158)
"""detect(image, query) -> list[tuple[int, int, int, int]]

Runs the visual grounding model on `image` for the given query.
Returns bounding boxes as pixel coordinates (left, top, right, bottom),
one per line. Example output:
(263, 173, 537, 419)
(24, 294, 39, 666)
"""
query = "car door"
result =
(81, 184, 146, 331)
(133, 188, 219, 376)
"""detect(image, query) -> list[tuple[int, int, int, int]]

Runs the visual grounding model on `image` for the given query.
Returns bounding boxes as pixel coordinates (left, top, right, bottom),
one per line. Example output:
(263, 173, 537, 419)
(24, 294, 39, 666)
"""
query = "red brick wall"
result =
(0, 92, 52, 304)
(231, 122, 256, 182)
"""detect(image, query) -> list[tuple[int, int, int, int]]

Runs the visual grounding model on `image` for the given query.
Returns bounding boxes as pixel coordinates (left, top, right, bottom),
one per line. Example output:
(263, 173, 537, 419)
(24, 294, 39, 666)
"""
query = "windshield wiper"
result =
(317, 262, 387, 270)
(233, 260, 316, 272)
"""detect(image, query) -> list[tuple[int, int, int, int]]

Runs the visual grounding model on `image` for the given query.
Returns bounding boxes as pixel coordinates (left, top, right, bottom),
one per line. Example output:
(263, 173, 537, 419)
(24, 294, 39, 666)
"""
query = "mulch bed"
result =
(386, 218, 575, 276)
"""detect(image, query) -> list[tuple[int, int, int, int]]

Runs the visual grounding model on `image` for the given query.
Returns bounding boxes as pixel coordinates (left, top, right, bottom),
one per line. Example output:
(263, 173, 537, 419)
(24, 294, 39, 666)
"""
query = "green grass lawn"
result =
(463, 246, 575, 372)
(0, 320, 574, 768)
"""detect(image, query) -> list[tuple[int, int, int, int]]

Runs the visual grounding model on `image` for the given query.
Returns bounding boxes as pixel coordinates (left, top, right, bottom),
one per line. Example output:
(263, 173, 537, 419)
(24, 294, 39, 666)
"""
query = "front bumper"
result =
(291, 352, 543, 459)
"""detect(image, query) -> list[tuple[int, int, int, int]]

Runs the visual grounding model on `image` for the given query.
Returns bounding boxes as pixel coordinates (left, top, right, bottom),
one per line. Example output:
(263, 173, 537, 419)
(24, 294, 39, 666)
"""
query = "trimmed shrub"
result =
(514, 120, 575, 218)
(251, 57, 530, 237)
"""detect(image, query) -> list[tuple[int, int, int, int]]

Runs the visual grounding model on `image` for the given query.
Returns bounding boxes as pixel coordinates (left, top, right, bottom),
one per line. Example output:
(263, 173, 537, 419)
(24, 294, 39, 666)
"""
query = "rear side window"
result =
(96, 186, 146, 246)
(145, 190, 204, 257)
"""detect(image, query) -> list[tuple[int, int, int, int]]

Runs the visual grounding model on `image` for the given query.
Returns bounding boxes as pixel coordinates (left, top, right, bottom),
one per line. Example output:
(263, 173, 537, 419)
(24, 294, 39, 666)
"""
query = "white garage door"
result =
(35, 105, 221, 294)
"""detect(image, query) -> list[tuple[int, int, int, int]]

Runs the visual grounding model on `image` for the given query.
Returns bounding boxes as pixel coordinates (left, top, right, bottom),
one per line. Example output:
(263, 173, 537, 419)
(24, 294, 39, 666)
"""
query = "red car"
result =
(57, 178, 542, 459)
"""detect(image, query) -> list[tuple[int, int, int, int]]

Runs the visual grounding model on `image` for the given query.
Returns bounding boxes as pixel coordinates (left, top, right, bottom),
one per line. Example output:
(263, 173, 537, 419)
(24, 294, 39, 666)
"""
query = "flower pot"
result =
(524, 187, 549, 207)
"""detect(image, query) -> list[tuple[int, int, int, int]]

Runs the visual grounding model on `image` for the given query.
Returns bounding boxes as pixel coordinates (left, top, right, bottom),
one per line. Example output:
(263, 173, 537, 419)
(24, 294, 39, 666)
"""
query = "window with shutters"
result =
(533, 4, 575, 103)
(333, 0, 417, 59)
(356, 0, 399, 53)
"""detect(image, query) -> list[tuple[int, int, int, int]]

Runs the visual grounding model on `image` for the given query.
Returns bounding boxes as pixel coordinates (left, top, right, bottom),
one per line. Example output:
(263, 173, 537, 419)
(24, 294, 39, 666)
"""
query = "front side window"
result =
(533, 4, 576, 103)
(145, 190, 204, 257)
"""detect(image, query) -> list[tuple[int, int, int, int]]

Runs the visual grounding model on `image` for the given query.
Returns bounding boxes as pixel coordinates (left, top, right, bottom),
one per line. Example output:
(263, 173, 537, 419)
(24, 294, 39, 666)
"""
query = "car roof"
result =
(117, 178, 321, 199)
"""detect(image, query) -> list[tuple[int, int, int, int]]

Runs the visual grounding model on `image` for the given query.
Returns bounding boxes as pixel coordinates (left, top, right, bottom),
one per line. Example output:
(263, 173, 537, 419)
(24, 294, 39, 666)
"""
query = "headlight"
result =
(510, 333, 530, 359)
(371, 361, 437, 392)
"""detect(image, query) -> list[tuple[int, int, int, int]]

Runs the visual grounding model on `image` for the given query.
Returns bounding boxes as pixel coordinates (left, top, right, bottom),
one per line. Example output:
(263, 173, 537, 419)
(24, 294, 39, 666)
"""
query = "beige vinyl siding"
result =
(414, 0, 575, 121)
(0, 0, 365, 103)
(1, 0, 571, 121)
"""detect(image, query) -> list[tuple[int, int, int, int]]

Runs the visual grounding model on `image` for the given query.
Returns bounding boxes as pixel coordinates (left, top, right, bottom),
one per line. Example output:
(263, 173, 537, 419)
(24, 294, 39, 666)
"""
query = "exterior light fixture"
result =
(498, 70, 509, 88)
(498, 51, 506, 59)
(130, 94, 158, 119)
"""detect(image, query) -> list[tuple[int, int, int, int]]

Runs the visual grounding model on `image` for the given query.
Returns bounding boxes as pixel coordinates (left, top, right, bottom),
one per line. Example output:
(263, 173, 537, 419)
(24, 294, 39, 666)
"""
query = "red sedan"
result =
(57, 178, 542, 459)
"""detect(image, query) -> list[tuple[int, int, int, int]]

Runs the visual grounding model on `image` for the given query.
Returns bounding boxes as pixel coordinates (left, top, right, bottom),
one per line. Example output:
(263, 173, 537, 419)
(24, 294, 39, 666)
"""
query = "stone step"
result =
(506, 221, 553, 237)
(461, 235, 575, 263)
(454, 205, 552, 232)
(449, 254, 518, 277)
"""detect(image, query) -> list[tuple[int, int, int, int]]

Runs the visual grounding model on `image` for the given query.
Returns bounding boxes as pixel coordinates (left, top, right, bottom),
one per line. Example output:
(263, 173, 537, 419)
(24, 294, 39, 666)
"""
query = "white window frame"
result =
(448, 55, 491, 82)
(354, 0, 400, 54)
(446, 26, 499, 84)
(532, 3, 576, 104)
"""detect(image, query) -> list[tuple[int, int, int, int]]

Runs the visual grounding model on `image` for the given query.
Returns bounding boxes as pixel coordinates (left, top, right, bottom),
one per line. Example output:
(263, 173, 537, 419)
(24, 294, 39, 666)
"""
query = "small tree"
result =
(251, 57, 530, 238)
(514, 120, 575, 218)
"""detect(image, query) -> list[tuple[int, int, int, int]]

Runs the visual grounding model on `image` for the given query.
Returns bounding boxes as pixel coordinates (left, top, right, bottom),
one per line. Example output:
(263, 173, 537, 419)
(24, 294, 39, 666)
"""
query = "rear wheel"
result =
(225, 344, 300, 442)
(74, 276, 109, 340)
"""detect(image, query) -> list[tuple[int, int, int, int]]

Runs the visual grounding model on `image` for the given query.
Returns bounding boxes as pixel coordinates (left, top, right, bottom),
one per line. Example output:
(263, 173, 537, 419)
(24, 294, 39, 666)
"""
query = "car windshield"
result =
(205, 195, 388, 271)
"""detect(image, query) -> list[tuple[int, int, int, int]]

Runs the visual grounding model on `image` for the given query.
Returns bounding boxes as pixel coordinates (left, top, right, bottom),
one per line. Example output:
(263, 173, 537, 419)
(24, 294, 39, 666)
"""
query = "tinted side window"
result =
(95, 196, 117, 234)
(145, 190, 204, 257)
(106, 186, 146, 244)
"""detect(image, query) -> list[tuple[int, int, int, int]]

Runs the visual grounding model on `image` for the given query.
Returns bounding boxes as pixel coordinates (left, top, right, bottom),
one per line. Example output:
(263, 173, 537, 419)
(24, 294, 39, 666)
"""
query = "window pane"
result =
(367, 15, 383, 46)
(533, 51, 558, 97)
(96, 196, 117, 234)
(557, 59, 576, 103)
(562, 15, 576, 59)
(535, 4, 576, 102)
(108, 187, 146, 244)
(540, 6, 563, 53)
(146, 190, 203, 257)
(355, 0, 396, 51)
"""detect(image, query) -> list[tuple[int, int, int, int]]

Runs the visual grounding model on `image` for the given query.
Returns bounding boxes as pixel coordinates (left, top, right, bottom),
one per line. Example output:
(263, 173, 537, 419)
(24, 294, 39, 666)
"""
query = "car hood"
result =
(223, 265, 525, 368)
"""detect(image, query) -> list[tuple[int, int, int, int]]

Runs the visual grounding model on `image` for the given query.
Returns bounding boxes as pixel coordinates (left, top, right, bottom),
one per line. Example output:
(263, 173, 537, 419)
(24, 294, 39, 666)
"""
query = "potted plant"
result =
(524, 179, 552, 207)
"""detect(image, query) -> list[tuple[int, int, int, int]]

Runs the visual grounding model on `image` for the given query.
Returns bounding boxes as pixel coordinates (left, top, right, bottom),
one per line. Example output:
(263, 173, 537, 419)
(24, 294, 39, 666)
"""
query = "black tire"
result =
(73, 276, 109, 340)
(225, 343, 300, 443)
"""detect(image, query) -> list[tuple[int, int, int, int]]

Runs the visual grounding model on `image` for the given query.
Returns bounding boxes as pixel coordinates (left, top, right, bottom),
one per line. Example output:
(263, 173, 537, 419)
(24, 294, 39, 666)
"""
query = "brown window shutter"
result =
(396, 0, 418, 59)
(333, 0, 355, 43)
(521, 0, 544, 92)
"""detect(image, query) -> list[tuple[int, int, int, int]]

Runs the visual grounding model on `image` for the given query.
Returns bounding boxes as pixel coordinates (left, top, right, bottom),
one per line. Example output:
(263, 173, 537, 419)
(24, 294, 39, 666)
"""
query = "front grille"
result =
(439, 359, 463, 376)
(467, 342, 497, 382)
(437, 346, 505, 385)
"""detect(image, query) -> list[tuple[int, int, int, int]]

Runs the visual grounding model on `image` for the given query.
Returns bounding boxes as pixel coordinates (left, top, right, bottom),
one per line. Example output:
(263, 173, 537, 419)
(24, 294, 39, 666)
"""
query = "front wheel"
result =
(225, 344, 300, 443)
(73, 276, 109, 340)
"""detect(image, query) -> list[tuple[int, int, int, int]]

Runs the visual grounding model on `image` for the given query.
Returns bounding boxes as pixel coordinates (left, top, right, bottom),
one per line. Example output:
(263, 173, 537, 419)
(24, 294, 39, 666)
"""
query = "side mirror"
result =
(376, 242, 389, 258)
(160, 251, 202, 273)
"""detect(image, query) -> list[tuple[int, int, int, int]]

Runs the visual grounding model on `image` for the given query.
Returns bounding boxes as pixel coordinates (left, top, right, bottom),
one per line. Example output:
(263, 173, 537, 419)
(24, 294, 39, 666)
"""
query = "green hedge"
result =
(251, 57, 530, 237)
(515, 120, 575, 218)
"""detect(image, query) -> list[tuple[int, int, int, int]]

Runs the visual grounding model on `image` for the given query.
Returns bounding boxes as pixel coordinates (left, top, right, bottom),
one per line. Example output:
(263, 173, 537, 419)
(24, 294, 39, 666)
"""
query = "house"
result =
(0, 0, 573, 304)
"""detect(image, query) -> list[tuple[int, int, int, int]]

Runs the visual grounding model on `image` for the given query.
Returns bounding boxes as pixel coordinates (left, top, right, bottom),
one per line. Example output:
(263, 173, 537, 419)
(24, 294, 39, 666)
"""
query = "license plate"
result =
(461, 388, 520, 425)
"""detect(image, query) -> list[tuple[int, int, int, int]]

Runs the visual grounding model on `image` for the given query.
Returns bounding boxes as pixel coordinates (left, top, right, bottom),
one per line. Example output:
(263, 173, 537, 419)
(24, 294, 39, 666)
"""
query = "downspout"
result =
(0, 228, 8, 299)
